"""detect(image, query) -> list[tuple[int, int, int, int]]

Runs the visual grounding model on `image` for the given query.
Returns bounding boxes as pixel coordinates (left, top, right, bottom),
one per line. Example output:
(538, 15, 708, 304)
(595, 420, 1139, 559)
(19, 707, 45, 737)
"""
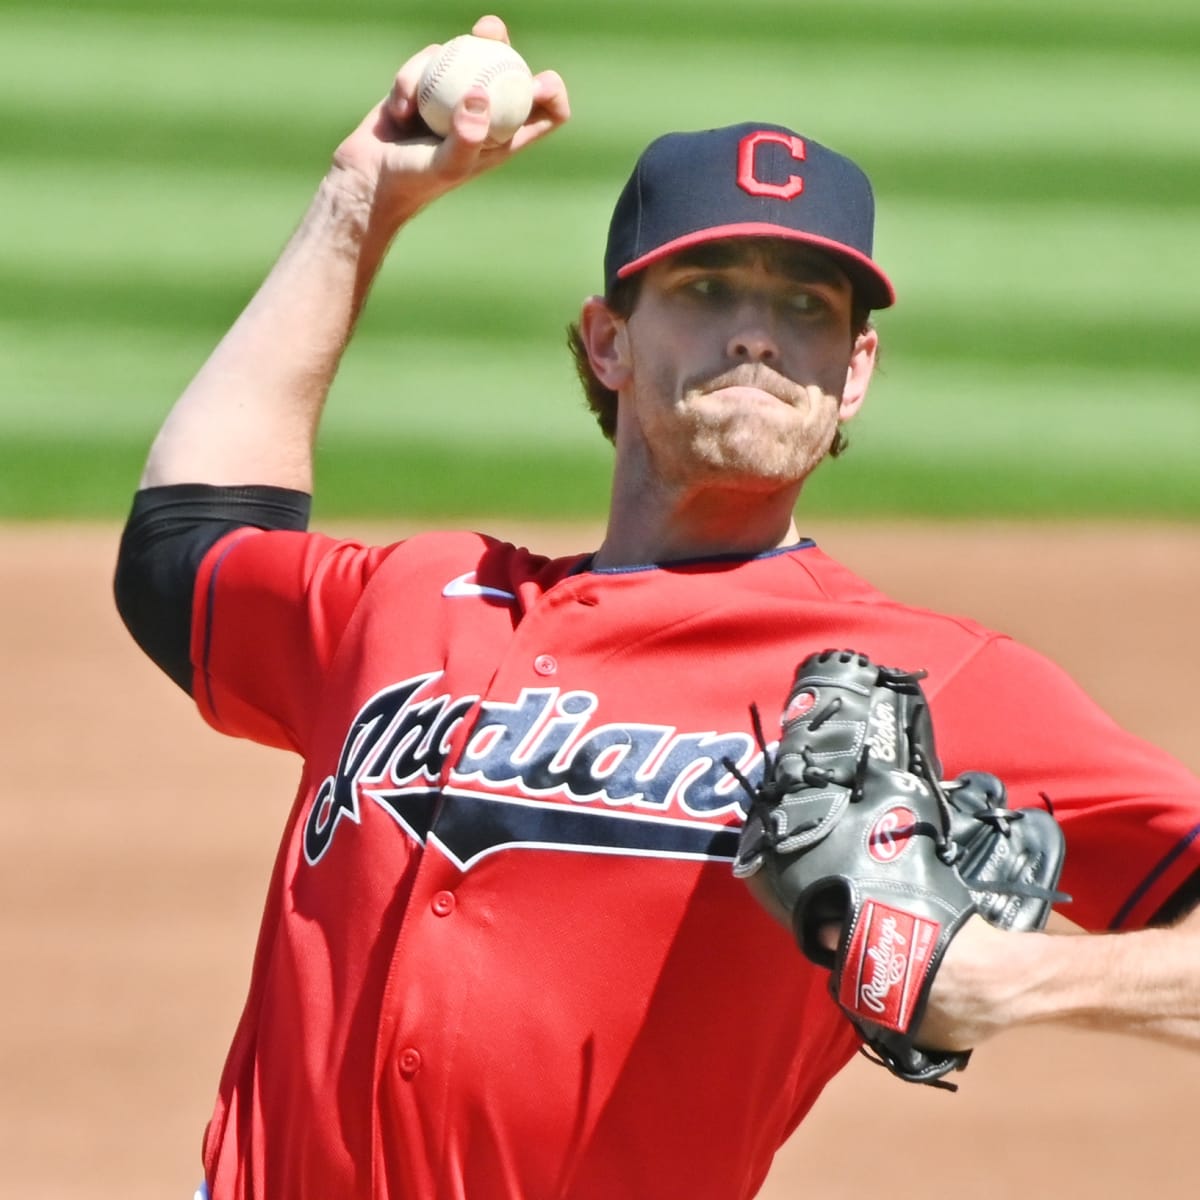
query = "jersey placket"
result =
(369, 573, 606, 1191)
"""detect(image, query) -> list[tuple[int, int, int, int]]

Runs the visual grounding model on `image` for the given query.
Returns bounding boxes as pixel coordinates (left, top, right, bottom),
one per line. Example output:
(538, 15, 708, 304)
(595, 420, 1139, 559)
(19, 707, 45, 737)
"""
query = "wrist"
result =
(299, 169, 415, 297)
(981, 927, 1064, 1027)
(919, 918, 1052, 1049)
(317, 167, 388, 247)
(323, 159, 426, 245)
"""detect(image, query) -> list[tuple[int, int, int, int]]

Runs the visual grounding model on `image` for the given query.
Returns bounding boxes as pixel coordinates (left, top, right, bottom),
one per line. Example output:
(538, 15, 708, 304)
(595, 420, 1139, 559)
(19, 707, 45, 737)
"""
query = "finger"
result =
(471, 13, 510, 43)
(506, 70, 570, 152)
(386, 42, 442, 126)
(817, 921, 841, 954)
(430, 87, 491, 175)
(531, 69, 570, 123)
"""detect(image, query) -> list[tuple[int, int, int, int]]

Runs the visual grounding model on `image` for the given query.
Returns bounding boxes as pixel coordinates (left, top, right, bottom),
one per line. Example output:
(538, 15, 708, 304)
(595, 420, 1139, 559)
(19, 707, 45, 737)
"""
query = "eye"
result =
(683, 275, 732, 301)
(782, 288, 829, 316)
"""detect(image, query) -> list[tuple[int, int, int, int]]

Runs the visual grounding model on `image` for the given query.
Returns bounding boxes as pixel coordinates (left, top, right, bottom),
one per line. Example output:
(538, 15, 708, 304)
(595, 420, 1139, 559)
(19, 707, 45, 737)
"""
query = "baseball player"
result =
(114, 14, 1200, 1199)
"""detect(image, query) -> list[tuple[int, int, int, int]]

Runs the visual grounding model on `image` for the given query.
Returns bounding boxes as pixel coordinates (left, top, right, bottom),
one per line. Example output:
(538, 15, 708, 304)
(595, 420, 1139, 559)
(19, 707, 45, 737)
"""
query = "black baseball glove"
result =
(732, 648, 1068, 1088)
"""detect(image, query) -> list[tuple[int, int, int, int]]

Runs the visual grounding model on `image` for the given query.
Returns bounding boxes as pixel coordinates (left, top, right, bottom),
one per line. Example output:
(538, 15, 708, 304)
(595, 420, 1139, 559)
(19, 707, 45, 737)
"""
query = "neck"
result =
(593, 476, 804, 568)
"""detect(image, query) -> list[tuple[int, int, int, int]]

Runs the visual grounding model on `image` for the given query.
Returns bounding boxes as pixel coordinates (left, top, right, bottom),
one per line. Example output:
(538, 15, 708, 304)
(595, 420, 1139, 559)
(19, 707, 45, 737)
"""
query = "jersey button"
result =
(533, 654, 557, 676)
(431, 890, 456, 917)
(398, 1047, 422, 1079)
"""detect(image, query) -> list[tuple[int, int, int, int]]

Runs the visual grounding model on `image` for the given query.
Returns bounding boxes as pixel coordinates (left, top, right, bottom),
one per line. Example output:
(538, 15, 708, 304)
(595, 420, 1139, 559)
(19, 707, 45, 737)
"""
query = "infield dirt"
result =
(4, 520, 1197, 1200)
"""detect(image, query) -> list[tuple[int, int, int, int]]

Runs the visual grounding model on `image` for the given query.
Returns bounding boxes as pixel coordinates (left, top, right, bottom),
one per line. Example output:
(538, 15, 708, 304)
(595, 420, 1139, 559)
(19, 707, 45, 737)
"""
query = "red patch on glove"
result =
(840, 900, 940, 1032)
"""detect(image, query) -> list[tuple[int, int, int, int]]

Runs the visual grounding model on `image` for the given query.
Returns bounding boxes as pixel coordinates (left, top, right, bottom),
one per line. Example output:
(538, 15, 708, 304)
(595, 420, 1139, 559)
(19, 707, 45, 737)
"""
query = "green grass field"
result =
(2, 0, 1198, 520)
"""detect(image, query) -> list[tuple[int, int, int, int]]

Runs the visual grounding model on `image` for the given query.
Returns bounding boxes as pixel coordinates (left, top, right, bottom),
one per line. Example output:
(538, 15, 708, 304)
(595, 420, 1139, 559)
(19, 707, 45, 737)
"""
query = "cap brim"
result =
(615, 222, 895, 309)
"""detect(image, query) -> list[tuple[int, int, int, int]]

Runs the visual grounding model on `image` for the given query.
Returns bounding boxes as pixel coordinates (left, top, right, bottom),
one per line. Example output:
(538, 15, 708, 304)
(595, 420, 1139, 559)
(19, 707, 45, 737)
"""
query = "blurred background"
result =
(2, 0, 1198, 522)
(3, 4, 1200, 1199)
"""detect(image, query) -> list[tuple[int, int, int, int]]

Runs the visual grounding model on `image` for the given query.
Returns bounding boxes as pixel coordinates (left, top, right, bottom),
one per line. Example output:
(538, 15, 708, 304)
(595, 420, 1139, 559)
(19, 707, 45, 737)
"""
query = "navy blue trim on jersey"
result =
(1109, 820, 1200, 930)
(114, 483, 311, 695)
(429, 789, 740, 872)
(198, 531, 256, 718)
(1151, 866, 1200, 926)
(582, 539, 817, 576)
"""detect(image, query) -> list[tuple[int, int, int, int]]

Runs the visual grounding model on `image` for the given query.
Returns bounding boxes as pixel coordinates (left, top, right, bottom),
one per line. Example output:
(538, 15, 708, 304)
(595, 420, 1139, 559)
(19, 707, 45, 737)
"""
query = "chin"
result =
(700, 411, 828, 469)
(695, 436, 822, 487)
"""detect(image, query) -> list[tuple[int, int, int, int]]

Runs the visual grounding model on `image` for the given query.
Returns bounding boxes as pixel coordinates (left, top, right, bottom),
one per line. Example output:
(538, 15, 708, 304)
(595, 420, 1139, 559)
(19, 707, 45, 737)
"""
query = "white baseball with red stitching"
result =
(417, 35, 534, 147)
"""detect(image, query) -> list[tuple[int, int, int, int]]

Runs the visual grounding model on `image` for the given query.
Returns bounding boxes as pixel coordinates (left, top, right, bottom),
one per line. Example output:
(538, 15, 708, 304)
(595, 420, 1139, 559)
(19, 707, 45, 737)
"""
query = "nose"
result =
(726, 306, 781, 364)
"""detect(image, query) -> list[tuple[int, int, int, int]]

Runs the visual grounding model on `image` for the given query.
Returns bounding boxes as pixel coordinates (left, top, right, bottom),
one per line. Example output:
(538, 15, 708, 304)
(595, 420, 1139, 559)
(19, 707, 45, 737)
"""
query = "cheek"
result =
(627, 328, 691, 401)
(798, 349, 855, 403)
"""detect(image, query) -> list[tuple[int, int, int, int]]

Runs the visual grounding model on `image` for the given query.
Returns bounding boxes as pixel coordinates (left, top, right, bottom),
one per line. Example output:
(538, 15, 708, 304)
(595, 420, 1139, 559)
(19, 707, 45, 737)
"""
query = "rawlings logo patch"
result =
(782, 688, 818, 725)
(840, 901, 940, 1032)
(867, 805, 918, 863)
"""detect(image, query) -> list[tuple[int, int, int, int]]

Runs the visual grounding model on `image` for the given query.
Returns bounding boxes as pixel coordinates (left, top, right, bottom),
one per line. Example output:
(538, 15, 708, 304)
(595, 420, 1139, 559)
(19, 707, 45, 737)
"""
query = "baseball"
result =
(416, 35, 535, 148)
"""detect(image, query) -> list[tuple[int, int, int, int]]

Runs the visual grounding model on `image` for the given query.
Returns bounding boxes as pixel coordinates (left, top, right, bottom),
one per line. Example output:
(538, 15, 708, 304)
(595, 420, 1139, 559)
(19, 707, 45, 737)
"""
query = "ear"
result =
(838, 325, 878, 421)
(578, 296, 633, 391)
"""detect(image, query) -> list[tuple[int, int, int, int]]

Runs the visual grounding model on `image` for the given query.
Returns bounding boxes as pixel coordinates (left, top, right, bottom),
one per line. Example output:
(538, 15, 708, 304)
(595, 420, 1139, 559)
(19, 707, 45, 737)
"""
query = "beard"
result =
(665, 364, 843, 486)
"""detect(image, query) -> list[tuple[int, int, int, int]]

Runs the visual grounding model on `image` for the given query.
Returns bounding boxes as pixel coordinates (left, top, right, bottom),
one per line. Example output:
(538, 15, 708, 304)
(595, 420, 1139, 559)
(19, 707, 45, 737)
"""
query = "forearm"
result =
(1013, 912, 1200, 1047)
(138, 18, 569, 494)
(141, 167, 404, 491)
(921, 908, 1200, 1052)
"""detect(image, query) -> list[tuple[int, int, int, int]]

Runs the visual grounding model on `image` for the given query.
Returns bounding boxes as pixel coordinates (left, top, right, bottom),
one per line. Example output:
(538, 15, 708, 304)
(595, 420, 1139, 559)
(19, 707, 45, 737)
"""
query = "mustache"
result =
(688, 363, 806, 404)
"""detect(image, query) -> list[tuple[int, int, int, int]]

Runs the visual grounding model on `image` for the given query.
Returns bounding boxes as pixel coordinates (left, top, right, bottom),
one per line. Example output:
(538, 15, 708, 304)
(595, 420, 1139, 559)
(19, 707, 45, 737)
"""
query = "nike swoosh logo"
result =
(441, 571, 518, 603)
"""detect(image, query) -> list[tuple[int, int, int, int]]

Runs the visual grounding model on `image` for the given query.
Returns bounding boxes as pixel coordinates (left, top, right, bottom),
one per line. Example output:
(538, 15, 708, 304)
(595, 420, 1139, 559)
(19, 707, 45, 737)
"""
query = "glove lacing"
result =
(727, 700, 1067, 908)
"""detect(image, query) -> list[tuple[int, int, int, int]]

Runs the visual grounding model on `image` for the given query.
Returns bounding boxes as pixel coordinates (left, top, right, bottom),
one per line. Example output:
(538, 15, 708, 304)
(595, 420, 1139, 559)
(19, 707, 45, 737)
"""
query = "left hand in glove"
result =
(732, 648, 1069, 1088)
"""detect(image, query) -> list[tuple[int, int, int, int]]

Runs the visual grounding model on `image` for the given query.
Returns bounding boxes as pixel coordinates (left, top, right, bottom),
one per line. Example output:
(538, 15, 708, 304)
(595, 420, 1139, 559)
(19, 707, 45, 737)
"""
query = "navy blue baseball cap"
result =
(603, 122, 895, 309)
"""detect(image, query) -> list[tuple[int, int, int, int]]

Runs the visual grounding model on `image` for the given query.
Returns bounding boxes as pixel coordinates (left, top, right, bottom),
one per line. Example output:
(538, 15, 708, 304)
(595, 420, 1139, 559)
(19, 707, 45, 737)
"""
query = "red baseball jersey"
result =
(190, 529, 1200, 1199)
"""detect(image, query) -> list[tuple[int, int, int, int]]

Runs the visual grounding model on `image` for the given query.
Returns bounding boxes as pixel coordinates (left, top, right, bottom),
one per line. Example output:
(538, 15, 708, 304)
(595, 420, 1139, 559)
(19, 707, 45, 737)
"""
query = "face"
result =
(585, 238, 877, 493)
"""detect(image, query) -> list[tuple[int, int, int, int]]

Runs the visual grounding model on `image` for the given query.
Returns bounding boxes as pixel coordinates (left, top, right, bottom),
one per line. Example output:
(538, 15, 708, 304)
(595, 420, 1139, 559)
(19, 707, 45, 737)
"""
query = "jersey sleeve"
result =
(931, 636, 1200, 932)
(190, 527, 396, 754)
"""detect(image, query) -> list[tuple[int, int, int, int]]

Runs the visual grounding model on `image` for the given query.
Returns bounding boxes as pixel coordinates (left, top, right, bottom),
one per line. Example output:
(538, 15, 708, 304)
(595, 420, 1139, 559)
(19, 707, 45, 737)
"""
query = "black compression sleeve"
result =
(1150, 868, 1200, 927)
(113, 483, 312, 694)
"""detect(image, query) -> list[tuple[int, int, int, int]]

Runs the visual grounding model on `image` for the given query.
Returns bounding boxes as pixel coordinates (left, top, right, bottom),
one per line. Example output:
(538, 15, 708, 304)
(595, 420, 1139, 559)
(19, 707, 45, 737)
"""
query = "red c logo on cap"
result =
(738, 131, 806, 200)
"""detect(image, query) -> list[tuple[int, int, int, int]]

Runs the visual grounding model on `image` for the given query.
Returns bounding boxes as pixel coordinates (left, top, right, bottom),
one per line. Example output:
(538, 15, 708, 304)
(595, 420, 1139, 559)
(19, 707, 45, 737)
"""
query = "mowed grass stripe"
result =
(3, 434, 1195, 523)
(0, 436, 615, 523)
(9, 100, 1200, 211)
(6, 14, 1198, 160)
(0, 326, 589, 443)
(4, 1, 1198, 59)
(2, 267, 1196, 384)
(5, 318, 1195, 473)
(6, 161, 1198, 317)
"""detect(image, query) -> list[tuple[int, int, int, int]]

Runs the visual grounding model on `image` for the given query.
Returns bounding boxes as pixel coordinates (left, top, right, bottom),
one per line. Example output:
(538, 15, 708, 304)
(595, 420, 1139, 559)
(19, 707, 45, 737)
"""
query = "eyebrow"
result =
(666, 240, 849, 289)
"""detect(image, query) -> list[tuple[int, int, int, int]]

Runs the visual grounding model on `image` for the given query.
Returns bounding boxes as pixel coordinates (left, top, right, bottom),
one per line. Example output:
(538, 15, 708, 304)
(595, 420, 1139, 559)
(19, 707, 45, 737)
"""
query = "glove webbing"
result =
(947, 784, 1072, 908)
(728, 681, 962, 870)
(726, 708, 1069, 913)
